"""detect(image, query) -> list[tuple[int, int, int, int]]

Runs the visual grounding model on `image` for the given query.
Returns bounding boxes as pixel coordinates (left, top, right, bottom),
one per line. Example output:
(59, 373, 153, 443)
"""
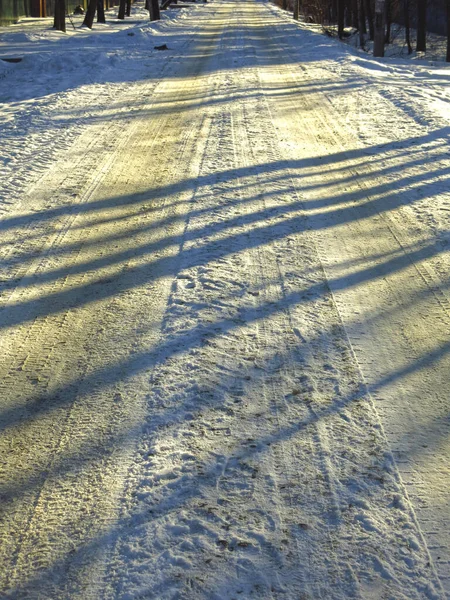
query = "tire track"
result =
(0, 9, 221, 598)
(255, 8, 450, 594)
(97, 2, 444, 598)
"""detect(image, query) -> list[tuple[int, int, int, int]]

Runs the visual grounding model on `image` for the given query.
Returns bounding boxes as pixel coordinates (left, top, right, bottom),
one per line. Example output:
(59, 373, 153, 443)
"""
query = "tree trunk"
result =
(447, 0, 450, 61)
(373, 0, 385, 56)
(97, 0, 105, 22)
(83, 0, 97, 28)
(404, 0, 412, 53)
(53, 0, 60, 29)
(345, 0, 352, 26)
(365, 0, 374, 39)
(118, 0, 126, 18)
(282, 0, 287, 10)
(293, 0, 299, 20)
(337, 0, 345, 37)
(352, 0, 359, 28)
(53, 0, 66, 32)
(384, 0, 391, 43)
(360, 0, 366, 33)
(149, 0, 160, 20)
(358, 0, 365, 46)
(331, 0, 337, 21)
(126, 0, 131, 16)
(416, 0, 426, 52)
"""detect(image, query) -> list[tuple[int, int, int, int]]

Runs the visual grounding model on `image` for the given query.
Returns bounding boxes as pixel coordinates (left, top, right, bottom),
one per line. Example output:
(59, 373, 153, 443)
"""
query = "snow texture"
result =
(0, 0, 449, 598)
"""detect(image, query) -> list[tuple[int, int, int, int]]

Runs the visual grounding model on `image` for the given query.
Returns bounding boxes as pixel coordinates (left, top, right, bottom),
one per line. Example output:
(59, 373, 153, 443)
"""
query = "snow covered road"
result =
(0, 0, 449, 598)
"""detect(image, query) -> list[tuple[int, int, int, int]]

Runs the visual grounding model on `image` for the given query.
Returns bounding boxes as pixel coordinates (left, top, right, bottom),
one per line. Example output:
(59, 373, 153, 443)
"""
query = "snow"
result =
(0, 0, 449, 598)
(0, 4, 197, 211)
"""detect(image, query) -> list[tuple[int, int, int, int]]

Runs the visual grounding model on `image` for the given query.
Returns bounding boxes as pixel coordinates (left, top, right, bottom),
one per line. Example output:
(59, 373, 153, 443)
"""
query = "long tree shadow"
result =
(1, 227, 449, 435)
(2, 313, 447, 598)
(0, 133, 449, 334)
(1, 0, 449, 595)
(1, 210, 448, 593)
(1, 125, 448, 235)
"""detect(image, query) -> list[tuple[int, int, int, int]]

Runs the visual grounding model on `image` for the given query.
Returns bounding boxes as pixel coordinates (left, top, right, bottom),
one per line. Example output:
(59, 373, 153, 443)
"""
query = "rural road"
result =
(0, 0, 449, 597)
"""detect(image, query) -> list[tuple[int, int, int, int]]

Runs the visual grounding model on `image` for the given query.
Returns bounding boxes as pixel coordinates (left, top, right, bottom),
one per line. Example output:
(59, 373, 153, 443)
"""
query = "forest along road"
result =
(0, 0, 449, 598)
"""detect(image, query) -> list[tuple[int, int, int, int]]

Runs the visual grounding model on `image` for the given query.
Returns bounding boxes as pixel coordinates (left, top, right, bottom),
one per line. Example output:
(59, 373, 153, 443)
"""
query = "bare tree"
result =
(149, 0, 160, 20)
(337, 0, 344, 37)
(358, 0, 365, 46)
(118, 0, 126, 19)
(416, 0, 427, 51)
(404, 0, 412, 53)
(365, 0, 374, 40)
(385, 0, 391, 42)
(350, 0, 359, 27)
(83, 0, 97, 28)
(97, 0, 106, 23)
(53, 0, 66, 32)
(373, 0, 385, 55)
(360, 0, 367, 33)
(446, 0, 450, 61)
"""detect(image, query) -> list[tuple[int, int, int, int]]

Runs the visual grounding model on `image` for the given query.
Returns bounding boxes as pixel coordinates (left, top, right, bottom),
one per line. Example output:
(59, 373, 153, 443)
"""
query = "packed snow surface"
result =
(0, 0, 449, 598)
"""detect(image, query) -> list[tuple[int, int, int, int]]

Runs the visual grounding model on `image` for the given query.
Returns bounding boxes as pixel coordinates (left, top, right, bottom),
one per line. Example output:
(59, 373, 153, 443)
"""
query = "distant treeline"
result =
(277, 0, 447, 36)
(0, 0, 116, 25)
